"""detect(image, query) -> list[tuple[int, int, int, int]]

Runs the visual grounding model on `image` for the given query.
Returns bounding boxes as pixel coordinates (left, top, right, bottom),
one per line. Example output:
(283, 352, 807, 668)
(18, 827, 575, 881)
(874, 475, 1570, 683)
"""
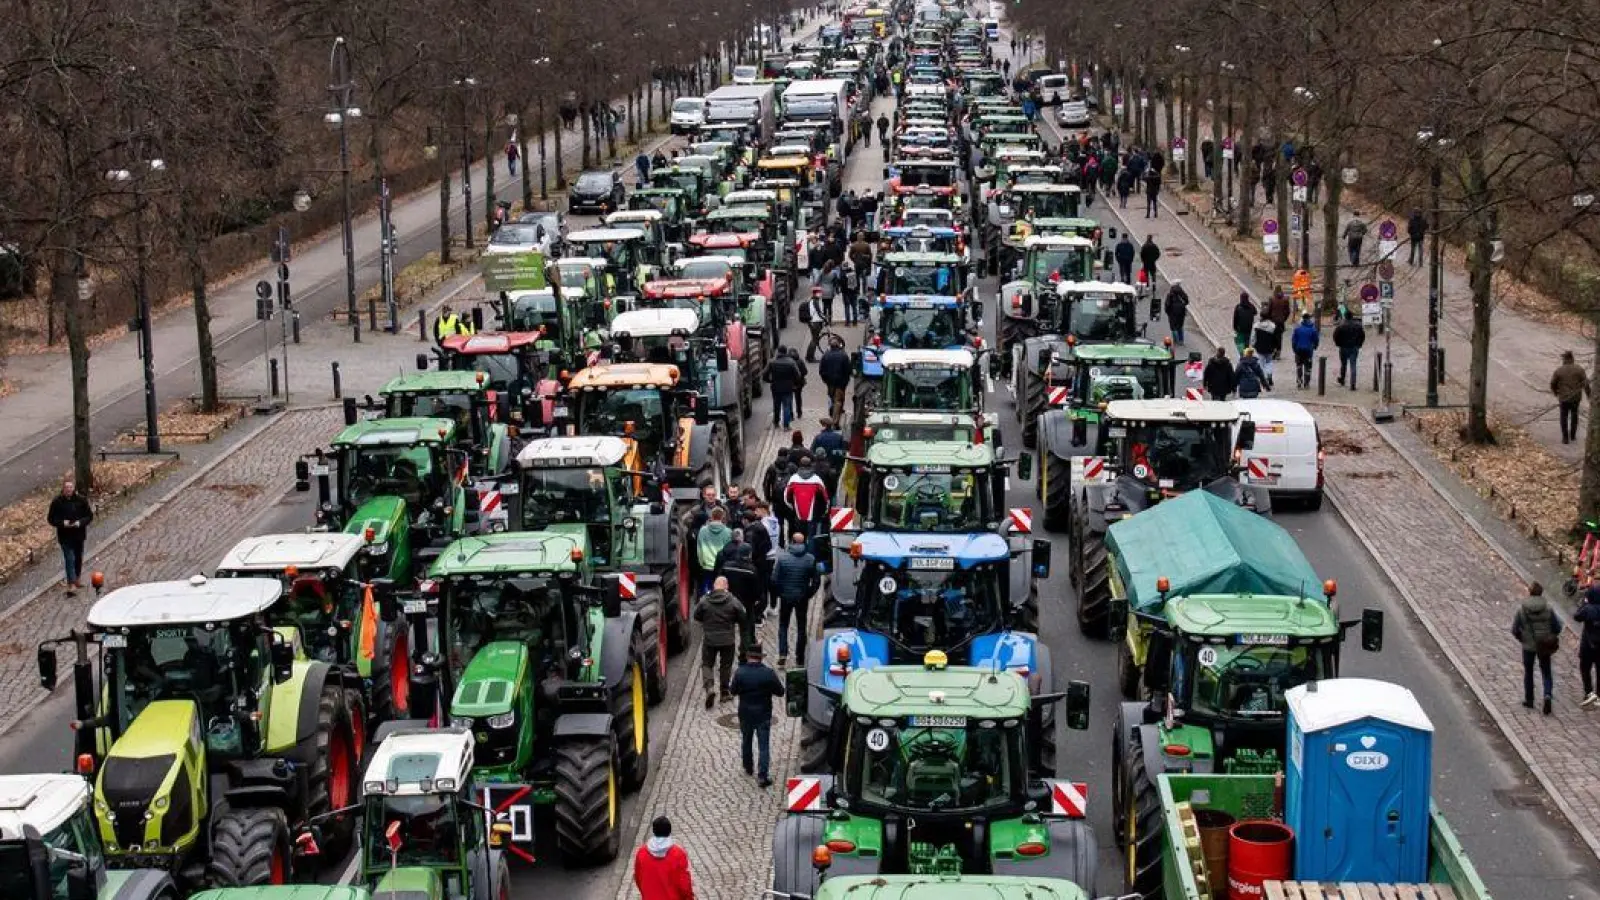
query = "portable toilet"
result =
(1284, 678, 1434, 884)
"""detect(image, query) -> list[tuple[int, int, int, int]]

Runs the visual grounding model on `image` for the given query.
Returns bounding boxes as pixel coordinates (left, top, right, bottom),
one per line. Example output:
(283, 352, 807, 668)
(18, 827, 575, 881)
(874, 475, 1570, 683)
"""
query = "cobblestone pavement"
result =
(0, 407, 343, 728)
(1315, 404, 1600, 856)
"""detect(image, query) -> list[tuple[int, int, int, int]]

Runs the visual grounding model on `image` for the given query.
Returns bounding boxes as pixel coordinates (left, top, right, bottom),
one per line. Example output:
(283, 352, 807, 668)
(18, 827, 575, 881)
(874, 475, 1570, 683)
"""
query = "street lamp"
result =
(1292, 86, 1318, 271)
(1221, 61, 1238, 207)
(531, 58, 552, 200)
(453, 76, 479, 249)
(1173, 44, 1193, 187)
(106, 156, 164, 454)
(326, 37, 363, 342)
(1417, 127, 1450, 408)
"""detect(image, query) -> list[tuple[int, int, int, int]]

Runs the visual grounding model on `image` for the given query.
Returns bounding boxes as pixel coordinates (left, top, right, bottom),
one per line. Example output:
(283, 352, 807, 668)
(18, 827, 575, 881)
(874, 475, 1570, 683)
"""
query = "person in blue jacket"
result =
(1291, 313, 1320, 389)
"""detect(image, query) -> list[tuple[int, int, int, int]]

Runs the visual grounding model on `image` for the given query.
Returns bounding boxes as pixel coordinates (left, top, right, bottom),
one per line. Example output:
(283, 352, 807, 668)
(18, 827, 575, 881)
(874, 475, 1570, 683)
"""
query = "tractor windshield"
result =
(0, 820, 83, 900)
(889, 233, 958, 255)
(1061, 294, 1132, 342)
(708, 215, 766, 234)
(447, 352, 524, 390)
(521, 466, 612, 528)
(1028, 248, 1091, 283)
(883, 264, 960, 296)
(1014, 192, 1077, 220)
(877, 307, 961, 349)
(385, 393, 483, 445)
(1113, 422, 1233, 492)
(447, 577, 563, 663)
(881, 366, 970, 409)
(342, 444, 440, 509)
(366, 794, 461, 867)
(108, 624, 258, 753)
(1071, 363, 1163, 405)
(278, 574, 362, 663)
(866, 468, 990, 530)
(677, 258, 733, 281)
(577, 389, 665, 453)
(1181, 642, 1334, 722)
(856, 561, 1004, 648)
(849, 720, 1021, 812)
(509, 292, 563, 334)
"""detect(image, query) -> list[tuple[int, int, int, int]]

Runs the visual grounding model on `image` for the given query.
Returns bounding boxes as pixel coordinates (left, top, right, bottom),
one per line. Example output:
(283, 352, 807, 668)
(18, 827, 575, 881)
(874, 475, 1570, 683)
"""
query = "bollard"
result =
(1384, 361, 1394, 404)
(1437, 348, 1446, 384)
(292, 310, 302, 344)
(269, 358, 281, 398)
(1317, 356, 1326, 396)
(1373, 352, 1382, 392)
(418, 309, 428, 342)
(331, 361, 342, 400)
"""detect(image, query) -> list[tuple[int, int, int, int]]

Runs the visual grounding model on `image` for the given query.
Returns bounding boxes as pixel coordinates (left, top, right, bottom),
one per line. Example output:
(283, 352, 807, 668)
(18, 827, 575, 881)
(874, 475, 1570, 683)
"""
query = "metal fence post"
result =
(331, 361, 342, 400)
(1317, 356, 1326, 396)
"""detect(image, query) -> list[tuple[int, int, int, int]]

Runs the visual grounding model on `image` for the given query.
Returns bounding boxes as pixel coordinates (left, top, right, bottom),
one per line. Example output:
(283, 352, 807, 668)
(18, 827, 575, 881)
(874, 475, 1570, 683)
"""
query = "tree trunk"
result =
(1235, 80, 1257, 237)
(1319, 156, 1343, 325)
(1275, 131, 1291, 269)
(1463, 140, 1495, 444)
(179, 199, 219, 412)
(1210, 78, 1223, 208)
(518, 107, 533, 210)
(1184, 78, 1200, 190)
(1163, 83, 1176, 151)
(1578, 313, 1600, 528)
(439, 116, 453, 264)
(483, 116, 497, 227)
(581, 102, 592, 169)
(554, 113, 566, 189)
(55, 246, 93, 491)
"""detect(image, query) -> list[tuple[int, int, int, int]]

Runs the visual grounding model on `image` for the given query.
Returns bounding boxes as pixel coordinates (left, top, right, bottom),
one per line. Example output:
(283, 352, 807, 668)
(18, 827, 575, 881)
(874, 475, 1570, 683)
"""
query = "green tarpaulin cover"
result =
(1105, 491, 1322, 613)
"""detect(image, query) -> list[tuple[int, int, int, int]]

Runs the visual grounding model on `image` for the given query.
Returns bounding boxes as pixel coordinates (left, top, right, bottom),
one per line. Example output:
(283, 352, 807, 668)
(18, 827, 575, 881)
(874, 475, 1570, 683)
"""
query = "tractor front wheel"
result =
(299, 682, 357, 858)
(629, 586, 669, 705)
(1123, 740, 1165, 900)
(206, 808, 291, 887)
(1076, 528, 1112, 639)
(1041, 452, 1072, 532)
(553, 735, 622, 867)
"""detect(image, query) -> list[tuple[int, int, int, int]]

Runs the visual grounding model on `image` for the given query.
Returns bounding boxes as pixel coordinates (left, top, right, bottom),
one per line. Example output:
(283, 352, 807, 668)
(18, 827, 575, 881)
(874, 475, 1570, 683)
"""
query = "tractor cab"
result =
(607, 307, 744, 424)
(649, 167, 712, 218)
(628, 189, 689, 242)
(1046, 342, 1178, 420)
(1006, 186, 1083, 231)
(877, 349, 980, 412)
(603, 210, 675, 265)
(634, 278, 745, 352)
(863, 299, 975, 371)
(1089, 400, 1260, 505)
(376, 372, 510, 473)
(884, 226, 965, 259)
(697, 205, 776, 250)
(1003, 165, 1067, 188)
(746, 178, 805, 234)
(1030, 217, 1101, 251)
(828, 534, 1024, 652)
(853, 442, 1002, 531)
(514, 436, 671, 572)
(565, 228, 653, 294)
(879, 252, 968, 298)
(0, 774, 176, 900)
(1049, 280, 1140, 342)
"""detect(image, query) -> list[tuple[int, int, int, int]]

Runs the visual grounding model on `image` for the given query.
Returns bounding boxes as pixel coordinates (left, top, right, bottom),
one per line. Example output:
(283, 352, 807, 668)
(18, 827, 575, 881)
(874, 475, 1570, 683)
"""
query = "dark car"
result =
(568, 170, 626, 214)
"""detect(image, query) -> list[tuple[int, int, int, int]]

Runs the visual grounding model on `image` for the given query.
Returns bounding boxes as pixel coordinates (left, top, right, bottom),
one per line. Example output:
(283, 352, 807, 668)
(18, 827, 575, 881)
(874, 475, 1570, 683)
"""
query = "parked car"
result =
(518, 210, 567, 241)
(568, 170, 626, 214)
(485, 221, 554, 256)
(1057, 98, 1090, 127)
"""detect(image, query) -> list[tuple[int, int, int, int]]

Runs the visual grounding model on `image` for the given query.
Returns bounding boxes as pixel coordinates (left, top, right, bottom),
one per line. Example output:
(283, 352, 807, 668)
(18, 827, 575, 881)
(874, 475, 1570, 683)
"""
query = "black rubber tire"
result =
(661, 563, 690, 657)
(1117, 637, 1142, 700)
(1123, 741, 1165, 900)
(772, 815, 826, 900)
(1076, 529, 1112, 639)
(1046, 818, 1101, 896)
(369, 626, 410, 723)
(342, 686, 368, 770)
(1017, 582, 1041, 633)
(1307, 491, 1324, 511)
(614, 647, 650, 793)
(728, 420, 747, 478)
(553, 736, 622, 867)
(206, 808, 291, 886)
(629, 586, 668, 706)
(1020, 366, 1046, 450)
(1042, 452, 1072, 532)
(299, 682, 355, 858)
(799, 717, 831, 773)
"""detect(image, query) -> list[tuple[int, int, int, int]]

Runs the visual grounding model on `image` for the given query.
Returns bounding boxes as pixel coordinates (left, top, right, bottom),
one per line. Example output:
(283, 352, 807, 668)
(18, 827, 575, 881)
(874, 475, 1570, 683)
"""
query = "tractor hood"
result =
(369, 865, 444, 900)
(345, 496, 407, 544)
(452, 641, 528, 717)
(98, 700, 199, 856)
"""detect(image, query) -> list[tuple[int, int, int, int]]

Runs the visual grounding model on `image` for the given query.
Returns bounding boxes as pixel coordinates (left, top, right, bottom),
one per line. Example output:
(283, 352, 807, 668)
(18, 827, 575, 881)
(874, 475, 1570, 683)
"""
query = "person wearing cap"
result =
(634, 816, 695, 900)
(728, 644, 785, 786)
(1163, 279, 1190, 345)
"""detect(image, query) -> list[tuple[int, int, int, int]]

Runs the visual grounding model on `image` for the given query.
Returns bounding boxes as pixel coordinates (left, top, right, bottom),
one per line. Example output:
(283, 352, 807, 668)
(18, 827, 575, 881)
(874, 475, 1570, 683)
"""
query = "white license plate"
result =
(908, 557, 955, 570)
(402, 599, 429, 615)
(553, 405, 570, 418)
(909, 715, 967, 727)
(1252, 474, 1280, 485)
(100, 634, 127, 649)
(1238, 633, 1289, 645)
(499, 482, 520, 495)
(310, 465, 330, 477)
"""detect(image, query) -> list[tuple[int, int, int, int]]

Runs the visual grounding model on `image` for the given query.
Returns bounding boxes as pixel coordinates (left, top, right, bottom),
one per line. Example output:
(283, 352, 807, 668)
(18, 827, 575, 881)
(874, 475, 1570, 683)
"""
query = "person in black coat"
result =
(1332, 312, 1366, 388)
(1203, 347, 1235, 400)
(47, 479, 93, 591)
(765, 348, 803, 429)
(1234, 348, 1268, 399)
(1231, 292, 1258, 355)
(818, 337, 852, 421)
(1113, 234, 1136, 284)
(728, 646, 785, 786)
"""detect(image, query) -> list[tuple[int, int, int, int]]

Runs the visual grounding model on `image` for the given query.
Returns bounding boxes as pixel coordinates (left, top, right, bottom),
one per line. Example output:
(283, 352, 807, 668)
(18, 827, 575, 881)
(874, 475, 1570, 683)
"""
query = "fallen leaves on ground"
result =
(0, 457, 178, 580)
(116, 402, 242, 446)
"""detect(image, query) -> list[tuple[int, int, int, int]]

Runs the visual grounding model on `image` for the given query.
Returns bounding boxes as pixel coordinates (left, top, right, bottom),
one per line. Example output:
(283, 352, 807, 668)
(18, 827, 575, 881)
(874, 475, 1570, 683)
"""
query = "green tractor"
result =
(414, 530, 652, 866)
(1016, 335, 1176, 451)
(295, 414, 473, 581)
(37, 576, 363, 887)
(794, 874, 1090, 900)
(995, 239, 1102, 380)
(369, 372, 516, 532)
(512, 434, 679, 687)
(772, 656, 1095, 899)
(0, 773, 178, 900)
(1104, 497, 1386, 900)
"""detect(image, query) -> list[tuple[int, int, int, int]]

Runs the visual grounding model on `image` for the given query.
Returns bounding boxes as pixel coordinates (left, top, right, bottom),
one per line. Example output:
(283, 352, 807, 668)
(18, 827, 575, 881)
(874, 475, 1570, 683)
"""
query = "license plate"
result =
(1252, 474, 1280, 485)
(499, 482, 520, 495)
(100, 634, 127, 649)
(909, 715, 966, 727)
(553, 405, 570, 418)
(909, 557, 955, 570)
(402, 599, 429, 615)
(310, 465, 330, 477)
(1238, 633, 1289, 645)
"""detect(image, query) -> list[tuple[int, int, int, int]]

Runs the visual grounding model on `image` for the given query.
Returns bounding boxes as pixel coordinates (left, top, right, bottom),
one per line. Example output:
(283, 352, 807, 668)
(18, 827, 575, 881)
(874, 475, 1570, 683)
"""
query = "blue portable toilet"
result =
(1284, 678, 1434, 884)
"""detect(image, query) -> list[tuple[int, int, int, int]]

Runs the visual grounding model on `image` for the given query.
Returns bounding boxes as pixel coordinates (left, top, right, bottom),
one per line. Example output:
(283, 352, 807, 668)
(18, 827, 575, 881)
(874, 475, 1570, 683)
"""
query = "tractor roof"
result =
(611, 307, 702, 338)
(1168, 592, 1338, 639)
(379, 370, 487, 395)
(642, 277, 731, 299)
(1057, 280, 1136, 297)
(516, 436, 630, 468)
(192, 889, 371, 900)
(363, 725, 475, 797)
(842, 665, 1031, 719)
(216, 533, 366, 574)
(632, 186, 684, 196)
(567, 227, 646, 242)
(881, 347, 975, 369)
(605, 209, 663, 225)
(1022, 236, 1094, 252)
(566, 363, 681, 390)
(882, 251, 962, 264)
(853, 531, 1010, 568)
(725, 189, 779, 204)
(0, 774, 89, 839)
(869, 411, 978, 428)
(866, 440, 993, 467)
(443, 332, 546, 354)
(707, 205, 771, 219)
(1009, 183, 1081, 194)
(815, 876, 1088, 900)
(89, 575, 281, 629)
(429, 531, 591, 578)
(1071, 342, 1173, 361)
(884, 225, 960, 238)
(1031, 217, 1097, 229)
(331, 417, 458, 447)
(1106, 399, 1238, 424)
(687, 233, 757, 249)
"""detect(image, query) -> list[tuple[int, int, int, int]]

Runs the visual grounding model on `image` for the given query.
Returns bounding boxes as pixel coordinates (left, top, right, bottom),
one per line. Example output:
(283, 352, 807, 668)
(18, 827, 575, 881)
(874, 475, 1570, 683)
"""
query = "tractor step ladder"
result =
(1174, 802, 1213, 900)
(1264, 882, 1459, 900)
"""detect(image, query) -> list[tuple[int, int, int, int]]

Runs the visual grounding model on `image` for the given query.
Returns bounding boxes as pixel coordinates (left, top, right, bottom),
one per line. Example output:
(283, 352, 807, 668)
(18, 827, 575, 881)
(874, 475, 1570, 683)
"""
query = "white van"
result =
(1037, 74, 1071, 103)
(1233, 399, 1324, 510)
(670, 97, 707, 135)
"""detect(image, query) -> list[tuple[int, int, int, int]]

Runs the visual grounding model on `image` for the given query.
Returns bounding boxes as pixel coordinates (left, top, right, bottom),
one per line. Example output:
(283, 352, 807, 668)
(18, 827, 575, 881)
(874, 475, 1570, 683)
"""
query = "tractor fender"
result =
(644, 509, 674, 567)
(968, 631, 1040, 676)
(599, 609, 642, 690)
(817, 629, 890, 693)
(719, 357, 742, 412)
(685, 422, 720, 473)
(993, 818, 1098, 892)
(553, 712, 615, 739)
(771, 813, 827, 900)
(1008, 540, 1032, 607)
(1131, 717, 1216, 779)
(101, 868, 178, 900)
(803, 638, 834, 730)
(264, 660, 333, 754)
(1036, 408, 1079, 462)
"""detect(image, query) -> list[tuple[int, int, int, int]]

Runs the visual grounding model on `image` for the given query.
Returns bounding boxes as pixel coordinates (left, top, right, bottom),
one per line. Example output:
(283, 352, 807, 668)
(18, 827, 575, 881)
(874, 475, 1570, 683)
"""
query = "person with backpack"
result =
(1234, 347, 1268, 399)
(765, 348, 803, 429)
(1513, 581, 1563, 714)
(1575, 586, 1600, 708)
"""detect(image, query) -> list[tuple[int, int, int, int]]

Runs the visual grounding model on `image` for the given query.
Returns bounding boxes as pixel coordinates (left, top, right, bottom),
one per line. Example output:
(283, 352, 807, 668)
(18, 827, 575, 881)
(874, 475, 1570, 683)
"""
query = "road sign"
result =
(1378, 219, 1397, 240)
(1264, 232, 1281, 254)
(1262, 218, 1279, 235)
(1341, 167, 1359, 185)
(1290, 214, 1301, 234)
(1362, 300, 1383, 325)
(1082, 75, 1092, 90)
(1113, 94, 1124, 115)
(1379, 281, 1395, 300)
(1360, 283, 1379, 303)
(482, 251, 548, 293)
(1292, 167, 1309, 187)
(1377, 259, 1395, 281)
(1292, 185, 1308, 202)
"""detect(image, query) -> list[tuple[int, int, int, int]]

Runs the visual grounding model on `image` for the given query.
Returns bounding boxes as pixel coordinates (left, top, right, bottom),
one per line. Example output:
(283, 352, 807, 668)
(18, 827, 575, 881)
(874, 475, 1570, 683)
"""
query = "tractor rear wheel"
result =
(662, 562, 691, 656)
(629, 586, 668, 705)
(1017, 581, 1041, 633)
(1020, 368, 1046, 449)
(799, 717, 830, 773)
(342, 687, 368, 767)
(1123, 741, 1165, 900)
(1041, 452, 1072, 532)
(206, 808, 291, 886)
(1117, 637, 1142, 700)
(370, 626, 411, 723)
(553, 735, 622, 866)
(1076, 529, 1112, 639)
(299, 682, 356, 858)
(614, 644, 651, 792)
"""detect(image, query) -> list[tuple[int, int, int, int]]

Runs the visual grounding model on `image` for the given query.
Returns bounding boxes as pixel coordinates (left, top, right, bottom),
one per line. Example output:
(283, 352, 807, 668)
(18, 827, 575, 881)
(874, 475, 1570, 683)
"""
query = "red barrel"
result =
(1226, 820, 1294, 900)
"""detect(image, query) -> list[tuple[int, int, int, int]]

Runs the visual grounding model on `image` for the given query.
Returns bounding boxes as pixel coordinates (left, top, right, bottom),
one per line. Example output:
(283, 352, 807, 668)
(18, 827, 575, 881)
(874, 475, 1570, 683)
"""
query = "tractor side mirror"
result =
(37, 644, 57, 692)
(65, 864, 95, 900)
(602, 579, 624, 618)
(1107, 598, 1128, 642)
(270, 636, 295, 684)
(785, 668, 808, 718)
(1235, 419, 1256, 450)
(694, 395, 711, 425)
(1361, 607, 1385, 652)
(1064, 680, 1090, 730)
(1144, 630, 1172, 693)
(1016, 452, 1032, 480)
(471, 307, 485, 332)
(370, 578, 397, 621)
(24, 841, 53, 900)
(416, 353, 429, 371)
(1036, 347, 1051, 369)
(1071, 416, 1087, 447)
(1029, 538, 1052, 577)
(716, 343, 731, 372)
(294, 459, 311, 492)
(851, 350, 863, 370)
(342, 397, 358, 426)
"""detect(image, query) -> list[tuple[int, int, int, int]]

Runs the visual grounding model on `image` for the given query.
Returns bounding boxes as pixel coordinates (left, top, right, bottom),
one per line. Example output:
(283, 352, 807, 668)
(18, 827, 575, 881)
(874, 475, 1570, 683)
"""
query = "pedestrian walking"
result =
(728, 645, 784, 786)
(1139, 235, 1161, 285)
(819, 338, 851, 421)
(1164, 281, 1189, 344)
(634, 817, 695, 900)
(783, 455, 829, 540)
(1204, 347, 1235, 400)
(1252, 317, 1281, 388)
(1143, 168, 1162, 218)
(1332, 311, 1365, 388)
(1306, 159, 1323, 204)
(1265, 288, 1292, 348)
(695, 508, 735, 595)
(772, 532, 820, 668)
(47, 480, 92, 591)
(1512, 581, 1563, 715)
(1407, 209, 1427, 267)
(1116, 167, 1134, 209)
(788, 348, 809, 418)
(1291, 314, 1319, 389)
(693, 577, 746, 708)
(876, 113, 890, 145)
(1114, 233, 1136, 284)
(765, 347, 802, 429)
(1575, 587, 1600, 708)
(636, 151, 652, 184)
(1551, 351, 1590, 444)
(801, 288, 827, 362)
(1231, 292, 1257, 355)
(1234, 348, 1269, 399)
(719, 532, 765, 647)
(1201, 138, 1215, 180)
(1342, 214, 1368, 266)
(505, 138, 520, 176)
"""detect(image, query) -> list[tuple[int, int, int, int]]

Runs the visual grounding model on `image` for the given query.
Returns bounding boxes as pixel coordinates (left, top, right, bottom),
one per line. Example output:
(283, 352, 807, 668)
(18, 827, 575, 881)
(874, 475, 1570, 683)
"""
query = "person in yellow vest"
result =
(434, 304, 475, 346)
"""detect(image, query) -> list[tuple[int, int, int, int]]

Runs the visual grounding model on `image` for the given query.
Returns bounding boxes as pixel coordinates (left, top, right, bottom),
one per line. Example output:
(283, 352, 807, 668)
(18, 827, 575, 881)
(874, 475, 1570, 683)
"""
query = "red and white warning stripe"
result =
(1246, 457, 1271, 480)
(1008, 507, 1033, 533)
(1081, 457, 1106, 480)
(618, 572, 638, 600)
(1047, 386, 1070, 406)
(478, 491, 503, 515)
(786, 776, 824, 811)
(1184, 387, 1205, 401)
(586, 350, 602, 367)
(1049, 780, 1088, 818)
(830, 507, 859, 532)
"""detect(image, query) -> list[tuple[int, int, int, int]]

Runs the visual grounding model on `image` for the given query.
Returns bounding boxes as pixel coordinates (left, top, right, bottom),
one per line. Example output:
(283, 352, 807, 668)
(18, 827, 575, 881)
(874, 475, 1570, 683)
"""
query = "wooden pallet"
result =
(1264, 882, 1459, 900)
(1173, 802, 1213, 900)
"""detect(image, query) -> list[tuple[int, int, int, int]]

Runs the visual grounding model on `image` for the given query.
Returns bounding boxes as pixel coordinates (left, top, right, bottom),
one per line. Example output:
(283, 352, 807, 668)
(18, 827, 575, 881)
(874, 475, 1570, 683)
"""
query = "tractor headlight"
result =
(451, 715, 473, 728)
(365, 541, 389, 556)
(487, 711, 517, 729)
(153, 796, 168, 811)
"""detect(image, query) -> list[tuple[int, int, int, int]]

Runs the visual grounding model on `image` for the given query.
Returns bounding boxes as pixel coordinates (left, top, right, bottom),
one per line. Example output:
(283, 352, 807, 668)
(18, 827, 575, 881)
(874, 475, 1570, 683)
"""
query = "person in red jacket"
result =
(634, 817, 695, 900)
